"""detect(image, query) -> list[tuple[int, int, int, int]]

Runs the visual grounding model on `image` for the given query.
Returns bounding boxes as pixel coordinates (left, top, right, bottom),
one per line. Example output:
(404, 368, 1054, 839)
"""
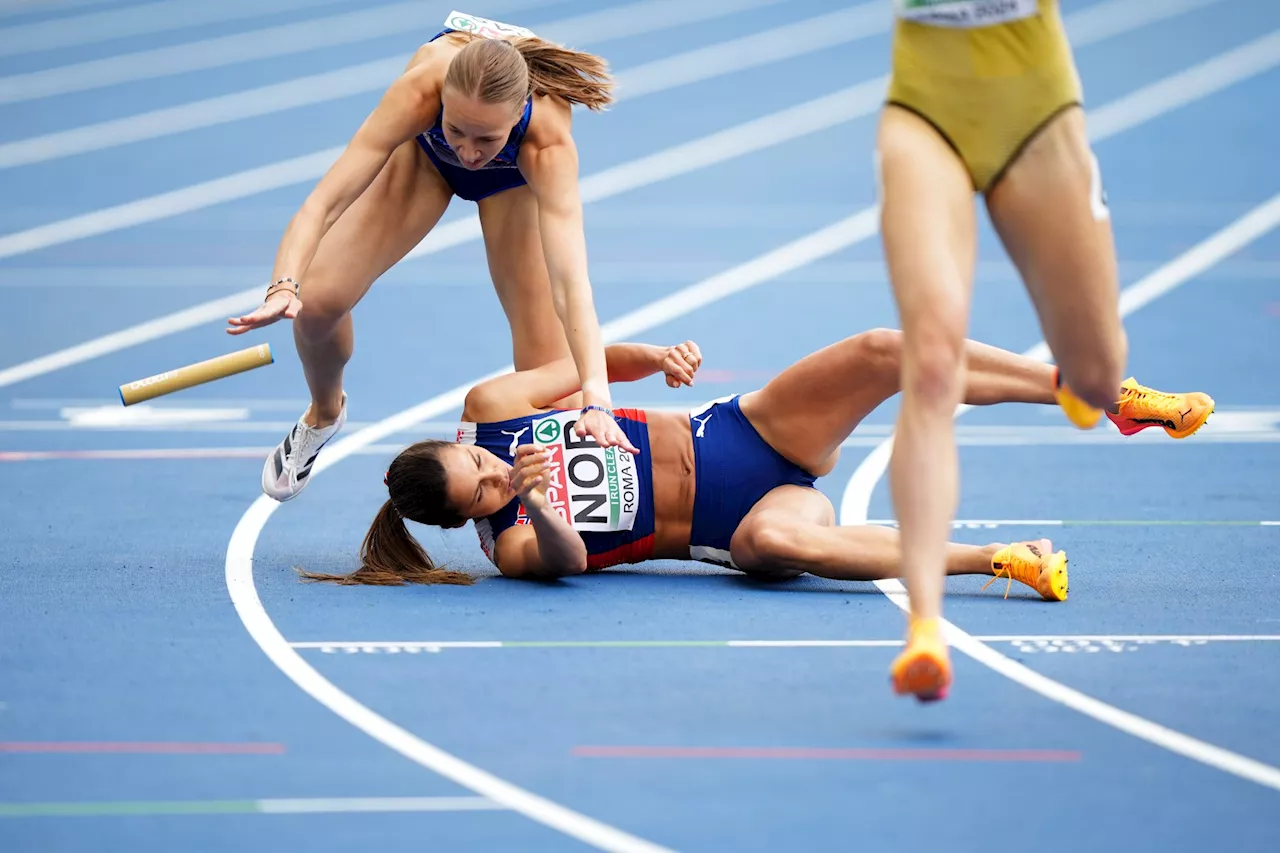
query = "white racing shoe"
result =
(261, 396, 347, 502)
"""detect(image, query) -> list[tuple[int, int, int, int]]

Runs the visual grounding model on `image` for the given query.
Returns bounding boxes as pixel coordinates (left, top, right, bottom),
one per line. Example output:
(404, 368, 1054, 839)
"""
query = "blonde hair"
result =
(444, 34, 614, 112)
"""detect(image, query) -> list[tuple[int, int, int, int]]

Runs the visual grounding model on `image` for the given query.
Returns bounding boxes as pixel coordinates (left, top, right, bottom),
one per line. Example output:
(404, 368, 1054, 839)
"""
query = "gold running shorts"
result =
(886, 0, 1084, 192)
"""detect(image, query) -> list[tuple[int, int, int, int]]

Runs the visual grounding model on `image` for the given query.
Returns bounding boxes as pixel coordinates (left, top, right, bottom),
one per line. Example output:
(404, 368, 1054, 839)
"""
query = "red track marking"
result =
(573, 745, 1081, 762)
(0, 742, 286, 754)
(694, 368, 773, 382)
(0, 448, 270, 462)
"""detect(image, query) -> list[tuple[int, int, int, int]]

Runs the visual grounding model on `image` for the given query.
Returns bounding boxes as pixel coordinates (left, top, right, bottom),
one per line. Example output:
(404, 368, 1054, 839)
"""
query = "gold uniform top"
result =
(887, 0, 1083, 191)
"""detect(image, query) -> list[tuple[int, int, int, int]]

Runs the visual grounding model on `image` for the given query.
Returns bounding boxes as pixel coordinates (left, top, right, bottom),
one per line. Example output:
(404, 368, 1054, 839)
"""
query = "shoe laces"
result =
(982, 545, 1042, 599)
(288, 414, 336, 462)
(1120, 382, 1183, 418)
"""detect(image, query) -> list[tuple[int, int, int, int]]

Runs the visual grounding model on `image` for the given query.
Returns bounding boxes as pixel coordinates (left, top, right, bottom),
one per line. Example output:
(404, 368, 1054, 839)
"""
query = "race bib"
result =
(528, 411, 639, 533)
(445, 10, 536, 39)
(894, 0, 1037, 28)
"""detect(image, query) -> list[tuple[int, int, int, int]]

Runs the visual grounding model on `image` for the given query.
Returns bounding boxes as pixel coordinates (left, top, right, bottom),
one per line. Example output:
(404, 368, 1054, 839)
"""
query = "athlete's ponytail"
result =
(512, 37, 614, 111)
(445, 34, 614, 112)
(298, 441, 474, 586)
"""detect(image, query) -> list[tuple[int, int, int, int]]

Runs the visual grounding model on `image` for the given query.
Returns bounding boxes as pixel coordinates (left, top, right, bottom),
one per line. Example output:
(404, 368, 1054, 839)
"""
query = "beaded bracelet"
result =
(264, 277, 300, 302)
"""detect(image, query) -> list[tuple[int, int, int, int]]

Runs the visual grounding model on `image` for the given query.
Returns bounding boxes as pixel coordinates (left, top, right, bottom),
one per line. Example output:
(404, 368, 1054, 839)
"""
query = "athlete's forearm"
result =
(526, 502, 589, 576)
(605, 343, 665, 383)
(555, 285, 613, 409)
(523, 138, 614, 410)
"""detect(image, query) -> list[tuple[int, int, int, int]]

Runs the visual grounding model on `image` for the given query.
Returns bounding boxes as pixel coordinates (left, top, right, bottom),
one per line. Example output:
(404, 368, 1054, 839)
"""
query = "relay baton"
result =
(119, 344, 273, 406)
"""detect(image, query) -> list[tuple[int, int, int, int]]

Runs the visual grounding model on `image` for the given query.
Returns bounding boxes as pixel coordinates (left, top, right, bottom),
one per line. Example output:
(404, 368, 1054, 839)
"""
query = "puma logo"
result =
(501, 427, 529, 456)
(692, 412, 713, 438)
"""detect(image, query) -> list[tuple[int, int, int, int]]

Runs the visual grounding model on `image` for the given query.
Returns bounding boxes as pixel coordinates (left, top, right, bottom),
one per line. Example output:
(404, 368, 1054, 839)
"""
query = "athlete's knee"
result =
(732, 520, 810, 575)
(1062, 332, 1127, 408)
(294, 283, 354, 342)
(855, 327, 902, 381)
(902, 321, 966, 404)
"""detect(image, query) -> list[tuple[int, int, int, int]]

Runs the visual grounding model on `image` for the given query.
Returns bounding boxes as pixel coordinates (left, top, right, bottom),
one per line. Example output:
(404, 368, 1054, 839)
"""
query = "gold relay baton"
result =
(119, 344, 273, 406)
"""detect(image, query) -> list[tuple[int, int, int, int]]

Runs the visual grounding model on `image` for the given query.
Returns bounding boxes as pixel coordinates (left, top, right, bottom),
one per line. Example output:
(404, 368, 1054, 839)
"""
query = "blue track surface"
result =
(2, 1, 1279, 851)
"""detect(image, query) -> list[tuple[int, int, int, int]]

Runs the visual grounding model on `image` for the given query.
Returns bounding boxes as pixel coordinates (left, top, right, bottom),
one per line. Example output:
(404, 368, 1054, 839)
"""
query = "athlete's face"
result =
(440, 444, 514, 519)
(440, 89, 523, 170)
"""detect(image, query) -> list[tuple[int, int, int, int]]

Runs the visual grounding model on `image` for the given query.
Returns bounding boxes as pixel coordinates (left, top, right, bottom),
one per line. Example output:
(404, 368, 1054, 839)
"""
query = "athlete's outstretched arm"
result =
(462, 342, 701, 423)
(228, 67, 441, 334)
(519, 103, 639, 449)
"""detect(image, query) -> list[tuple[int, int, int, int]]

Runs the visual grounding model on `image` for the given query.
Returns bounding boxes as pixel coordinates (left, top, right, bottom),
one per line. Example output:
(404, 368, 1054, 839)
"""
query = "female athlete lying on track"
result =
(225, 12, 634, 501)
(304, 329, 1212, 592)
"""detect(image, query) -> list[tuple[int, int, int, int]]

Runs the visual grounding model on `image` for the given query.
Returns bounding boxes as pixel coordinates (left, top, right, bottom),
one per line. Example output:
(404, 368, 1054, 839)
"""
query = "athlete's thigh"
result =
(304, 141, 453, 317)
(740, 109, 976, 476)
(729, 485, 835, 576)
(738, 330, 902, 477)
(477, 185, 572, 370)
(985, 107, 1123, 365)
(878, 105, 978, 339)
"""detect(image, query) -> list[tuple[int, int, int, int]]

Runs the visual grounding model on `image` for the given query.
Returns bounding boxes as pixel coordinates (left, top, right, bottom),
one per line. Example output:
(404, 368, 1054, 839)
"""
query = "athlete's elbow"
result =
(504, 555, 587, 581)
(552, 551, 589, 577)
(297, 194, 342, 234)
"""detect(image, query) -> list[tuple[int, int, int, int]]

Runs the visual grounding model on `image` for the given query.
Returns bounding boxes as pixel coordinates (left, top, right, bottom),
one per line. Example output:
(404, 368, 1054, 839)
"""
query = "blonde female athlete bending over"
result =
(300, 331, 1204, 606)
(878, 0, 1216, 700)
(225, 12, 635, 501)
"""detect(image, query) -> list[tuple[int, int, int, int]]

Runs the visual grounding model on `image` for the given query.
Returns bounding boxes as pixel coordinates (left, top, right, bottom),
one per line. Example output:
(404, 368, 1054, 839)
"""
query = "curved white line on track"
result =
(838, 192, 1280, 793)
(228, 501, 672, 852)
(225, 216, 874, 851)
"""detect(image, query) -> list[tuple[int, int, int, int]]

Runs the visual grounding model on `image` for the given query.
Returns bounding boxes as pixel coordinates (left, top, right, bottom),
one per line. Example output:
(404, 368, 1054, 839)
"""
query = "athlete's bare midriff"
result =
(643, 411, 695, 558)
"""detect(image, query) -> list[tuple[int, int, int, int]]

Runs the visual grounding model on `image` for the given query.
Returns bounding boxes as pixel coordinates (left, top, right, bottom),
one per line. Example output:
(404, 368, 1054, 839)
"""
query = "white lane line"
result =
(0, 0, 866, 169)
(256, 796, 506, 814)
(0, 0, 1249, 393)
(0, 0, 552, 105)
(1062, 0, 1228, 45)
(0, 0, 123, 21)
(612, 2, 887, 100)
(0, 0, 342, 58)
(839, 192, 1280, 791)
(0, 795, 508, 817)
(287, 636, 1280, 651)
(293, 642, 509, 650)
(0, 444, 428, 461)
(1088, 28, 1280, 141)
(5, 419, 1280, 446)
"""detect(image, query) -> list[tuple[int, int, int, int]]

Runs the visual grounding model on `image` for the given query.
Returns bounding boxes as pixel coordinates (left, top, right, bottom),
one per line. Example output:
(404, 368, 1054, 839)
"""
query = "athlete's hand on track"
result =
(510, 445, 553, 510)
(662, 340, 702, 388)
(227, 291, 301, 335)
(574, 408, 641, 455)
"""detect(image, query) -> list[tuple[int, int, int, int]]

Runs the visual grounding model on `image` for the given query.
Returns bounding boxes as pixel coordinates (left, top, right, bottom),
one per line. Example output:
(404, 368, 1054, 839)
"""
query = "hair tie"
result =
(383, 470, 390, 486)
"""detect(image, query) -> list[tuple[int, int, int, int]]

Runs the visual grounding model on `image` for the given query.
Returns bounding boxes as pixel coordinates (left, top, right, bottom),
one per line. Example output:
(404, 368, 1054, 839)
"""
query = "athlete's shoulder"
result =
(462, 383, 545, 426)
(401, 38, 454, 90)
(523, 93, 574, 149)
